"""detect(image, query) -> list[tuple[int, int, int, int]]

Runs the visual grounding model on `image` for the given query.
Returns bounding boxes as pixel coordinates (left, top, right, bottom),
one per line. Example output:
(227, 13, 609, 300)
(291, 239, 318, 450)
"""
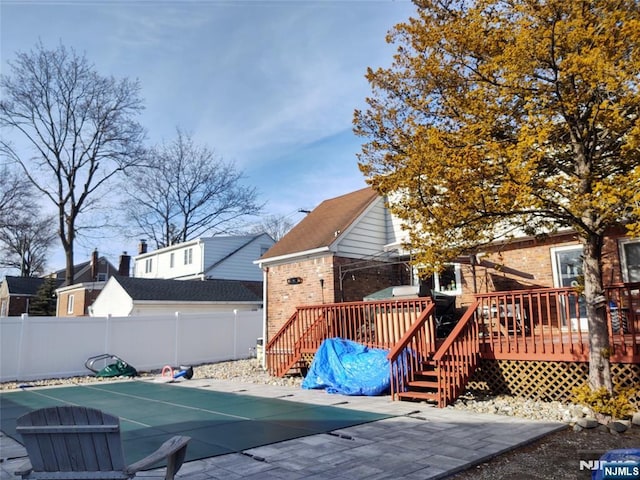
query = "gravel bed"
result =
(0, 358, 590, 424)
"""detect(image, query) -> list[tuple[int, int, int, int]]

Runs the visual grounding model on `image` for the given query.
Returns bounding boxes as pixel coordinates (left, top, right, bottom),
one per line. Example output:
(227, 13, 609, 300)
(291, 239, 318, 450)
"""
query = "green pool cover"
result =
(0, 381, 391, 465)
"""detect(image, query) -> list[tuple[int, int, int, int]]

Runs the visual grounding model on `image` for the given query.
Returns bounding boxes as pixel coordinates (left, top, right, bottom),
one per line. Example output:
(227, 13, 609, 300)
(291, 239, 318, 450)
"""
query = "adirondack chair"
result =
(14, 406, 190, 479)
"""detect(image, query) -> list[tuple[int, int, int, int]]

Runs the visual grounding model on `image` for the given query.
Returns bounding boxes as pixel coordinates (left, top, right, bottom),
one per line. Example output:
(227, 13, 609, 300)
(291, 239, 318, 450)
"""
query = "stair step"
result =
(408, 380, 438, 389)
(397, 391, 439, 402)
(415, 370, 439, 377)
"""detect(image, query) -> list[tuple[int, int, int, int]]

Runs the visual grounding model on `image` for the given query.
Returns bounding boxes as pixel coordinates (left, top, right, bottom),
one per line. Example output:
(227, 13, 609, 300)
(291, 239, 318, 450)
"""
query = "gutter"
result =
(254, 246, 331, 268)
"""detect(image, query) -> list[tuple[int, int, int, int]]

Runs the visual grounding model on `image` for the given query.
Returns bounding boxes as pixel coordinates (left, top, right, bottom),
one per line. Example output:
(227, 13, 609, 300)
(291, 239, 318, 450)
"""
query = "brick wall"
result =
(265, 255, 407, 340)
(266, 255, 334, 339)
(56, 288, 102, 316)
(457, 229, 630, 308)
(334, 257, 410, 302)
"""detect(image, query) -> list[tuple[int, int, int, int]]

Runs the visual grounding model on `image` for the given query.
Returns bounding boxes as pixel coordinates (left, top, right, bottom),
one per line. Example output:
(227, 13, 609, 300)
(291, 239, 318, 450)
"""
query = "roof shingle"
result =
(113, 276, 262, 302)
(260, 187, 378, 260)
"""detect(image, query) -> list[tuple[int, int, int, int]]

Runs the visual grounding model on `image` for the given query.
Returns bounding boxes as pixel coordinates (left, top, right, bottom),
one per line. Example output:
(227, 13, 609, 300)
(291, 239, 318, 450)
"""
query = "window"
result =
(619, 238, 640, 282)
(551, 245, 583, 289)
(169, 252, 175, 268)
(97, 273, 107, 282)
(184, 248, 193, 265)
(420, 264, 462, 296)
(67, 295, 75, 314)
(145, 258, 153, 273)
(551, 245, 586, 327)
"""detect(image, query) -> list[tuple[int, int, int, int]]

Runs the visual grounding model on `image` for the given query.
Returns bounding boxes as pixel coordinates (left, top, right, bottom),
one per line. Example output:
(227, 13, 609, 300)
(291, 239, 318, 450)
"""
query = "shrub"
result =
(572, 384, 638, 420)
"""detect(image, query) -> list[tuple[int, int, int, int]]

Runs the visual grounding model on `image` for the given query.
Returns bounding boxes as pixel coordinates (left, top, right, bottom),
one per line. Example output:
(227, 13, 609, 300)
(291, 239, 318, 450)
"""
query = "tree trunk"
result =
(582, 234, 613, 392)
(62, 212, 75, 286)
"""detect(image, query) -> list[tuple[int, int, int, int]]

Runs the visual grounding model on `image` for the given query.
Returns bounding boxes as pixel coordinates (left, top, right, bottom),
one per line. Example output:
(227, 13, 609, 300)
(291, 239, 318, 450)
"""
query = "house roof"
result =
(112, 276, 262, 302)
(3, 276, 63, 296)
(49, 256, 117, 286)
(260, 187, 379, 260)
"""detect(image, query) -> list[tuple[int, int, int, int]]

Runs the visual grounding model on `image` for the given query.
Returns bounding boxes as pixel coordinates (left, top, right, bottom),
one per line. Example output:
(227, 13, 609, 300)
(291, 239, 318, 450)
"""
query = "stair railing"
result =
(267, 298, 433, 378)
(432, 300, 481, 407)
(265, 310, 303, 377)
(387, 302, 437, 399)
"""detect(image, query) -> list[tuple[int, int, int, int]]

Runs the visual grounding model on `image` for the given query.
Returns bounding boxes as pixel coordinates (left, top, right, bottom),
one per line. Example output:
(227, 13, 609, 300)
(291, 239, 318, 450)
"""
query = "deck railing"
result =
(265, 298, 433, 377)
(432, 300, 481, 407)
(475, 285, 639, 362)
(387, 302, 437, 399)
(604, 282, 640, 360)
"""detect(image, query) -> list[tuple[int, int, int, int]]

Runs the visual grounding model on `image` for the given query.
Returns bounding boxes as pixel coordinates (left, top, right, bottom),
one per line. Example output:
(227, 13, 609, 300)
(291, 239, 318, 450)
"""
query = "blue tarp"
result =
(301, 338, 391, 396)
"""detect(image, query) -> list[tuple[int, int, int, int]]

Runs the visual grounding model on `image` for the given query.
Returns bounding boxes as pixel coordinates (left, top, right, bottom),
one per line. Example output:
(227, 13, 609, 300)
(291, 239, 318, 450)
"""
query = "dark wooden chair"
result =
(14, 406, 190, 479)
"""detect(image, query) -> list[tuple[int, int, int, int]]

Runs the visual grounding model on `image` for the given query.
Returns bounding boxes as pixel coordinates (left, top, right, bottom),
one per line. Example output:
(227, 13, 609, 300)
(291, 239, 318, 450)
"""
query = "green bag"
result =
(96, 360, 138, 378)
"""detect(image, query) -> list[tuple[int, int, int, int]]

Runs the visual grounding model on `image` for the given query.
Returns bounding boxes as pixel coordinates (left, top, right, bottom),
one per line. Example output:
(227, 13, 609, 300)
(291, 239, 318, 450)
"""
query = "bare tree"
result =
(0, 165, 30, 230)
(0, 42, 146, 284)
(0, 213, 57, 277)
(250, 214, 294, 242)
(0, 165, 56, 276)
(123, 129, 263, 249)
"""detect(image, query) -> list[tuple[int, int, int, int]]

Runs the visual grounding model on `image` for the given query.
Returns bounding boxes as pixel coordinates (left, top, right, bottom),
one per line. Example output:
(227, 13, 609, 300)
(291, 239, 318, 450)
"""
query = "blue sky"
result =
(1, 0, 416, 273)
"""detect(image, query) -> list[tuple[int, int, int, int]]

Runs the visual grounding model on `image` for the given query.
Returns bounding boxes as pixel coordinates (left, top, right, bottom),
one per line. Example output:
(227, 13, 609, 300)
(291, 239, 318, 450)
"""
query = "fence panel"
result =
(0, 310, 262, 382)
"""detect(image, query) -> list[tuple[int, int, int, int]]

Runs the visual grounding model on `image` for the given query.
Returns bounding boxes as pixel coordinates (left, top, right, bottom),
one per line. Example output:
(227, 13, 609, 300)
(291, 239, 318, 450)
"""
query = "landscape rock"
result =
(576, 417, 599, 429)
(608, 420, 631, 433)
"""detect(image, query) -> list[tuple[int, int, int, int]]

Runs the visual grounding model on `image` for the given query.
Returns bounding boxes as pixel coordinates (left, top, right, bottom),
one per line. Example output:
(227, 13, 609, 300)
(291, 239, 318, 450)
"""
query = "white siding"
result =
(335, 198, 390, 258)
(133, 240, 203, 280)
(203, 234, 273, 281)
(133, 235, 273, 281)
(386, 207, 409, 249)
(90, 278, 134, 316)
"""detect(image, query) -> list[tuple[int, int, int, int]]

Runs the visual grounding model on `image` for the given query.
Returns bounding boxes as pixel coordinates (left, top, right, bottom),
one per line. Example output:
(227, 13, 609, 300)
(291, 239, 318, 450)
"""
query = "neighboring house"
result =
(0, 276, 63, 317)
(133, 234, 275, 283)
(1, 250, 121, 317)
(46, 249, 119, 284)
(256, 186, 640, 342)
(54, 250, 125, 317)
(89, 276, 263, 316)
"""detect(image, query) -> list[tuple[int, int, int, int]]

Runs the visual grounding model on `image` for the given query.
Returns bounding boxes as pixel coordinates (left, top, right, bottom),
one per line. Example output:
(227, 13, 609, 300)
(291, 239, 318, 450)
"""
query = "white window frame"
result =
(67, 295, 75, 314)
(184, 248, 193, 265)
(169, 252, 175, 268)
(434, 264, 462, 296)
(619, 238, 640, 283)
(550, 244, 586, 329)
(145, 258, 153, 273)
(550, 244, 583, 289)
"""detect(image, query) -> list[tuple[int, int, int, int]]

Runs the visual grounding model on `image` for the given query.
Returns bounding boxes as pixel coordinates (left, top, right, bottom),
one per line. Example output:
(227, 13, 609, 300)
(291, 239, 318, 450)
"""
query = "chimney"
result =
(138, 239, 147, 255)
(91, 249, 99, 281)
(118, 252, 131, 276)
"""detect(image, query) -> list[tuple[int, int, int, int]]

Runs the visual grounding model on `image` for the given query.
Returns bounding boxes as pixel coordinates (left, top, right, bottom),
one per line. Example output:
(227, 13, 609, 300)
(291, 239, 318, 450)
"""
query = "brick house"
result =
(55, 250, 123, 317)
(0, 276, 63, 317)
(0, 250, 120, 317)
(255, 187, 412, 340)
(256, 187, 640, 345)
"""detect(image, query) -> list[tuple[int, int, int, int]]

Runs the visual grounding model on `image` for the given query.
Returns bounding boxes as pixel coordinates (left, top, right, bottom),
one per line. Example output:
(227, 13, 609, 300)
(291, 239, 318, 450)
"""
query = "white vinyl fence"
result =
(0, 310, 263, 382)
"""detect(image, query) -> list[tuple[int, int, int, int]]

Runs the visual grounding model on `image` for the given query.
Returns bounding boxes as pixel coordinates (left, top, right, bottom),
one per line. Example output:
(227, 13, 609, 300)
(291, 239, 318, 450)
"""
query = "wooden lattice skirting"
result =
(465, 359, 640, 408)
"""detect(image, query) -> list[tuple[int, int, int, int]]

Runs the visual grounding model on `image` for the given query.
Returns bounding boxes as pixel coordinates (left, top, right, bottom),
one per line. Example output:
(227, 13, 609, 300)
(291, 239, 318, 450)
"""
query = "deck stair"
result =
(396, 356, 440, 403)
(389, 300, 481, 407)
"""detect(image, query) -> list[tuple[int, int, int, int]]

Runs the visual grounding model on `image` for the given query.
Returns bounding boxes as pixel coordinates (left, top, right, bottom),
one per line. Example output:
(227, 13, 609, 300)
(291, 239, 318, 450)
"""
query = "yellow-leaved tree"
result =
(354, 0, 640, 391)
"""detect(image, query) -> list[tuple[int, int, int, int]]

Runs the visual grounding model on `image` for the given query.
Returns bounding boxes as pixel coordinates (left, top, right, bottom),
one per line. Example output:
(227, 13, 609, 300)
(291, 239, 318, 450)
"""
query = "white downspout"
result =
(261, 266, 268, 369)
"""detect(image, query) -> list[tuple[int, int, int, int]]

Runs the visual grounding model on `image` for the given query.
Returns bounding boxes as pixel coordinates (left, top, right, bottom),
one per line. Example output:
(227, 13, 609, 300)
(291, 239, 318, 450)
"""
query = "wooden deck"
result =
(265, 283, 640, 407)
